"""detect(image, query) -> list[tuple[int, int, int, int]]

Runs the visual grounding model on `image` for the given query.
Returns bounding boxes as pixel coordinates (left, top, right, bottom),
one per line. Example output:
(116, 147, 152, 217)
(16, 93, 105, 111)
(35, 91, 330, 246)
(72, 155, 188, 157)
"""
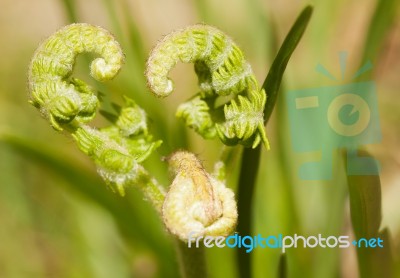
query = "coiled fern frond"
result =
(146, 24, 269, 149)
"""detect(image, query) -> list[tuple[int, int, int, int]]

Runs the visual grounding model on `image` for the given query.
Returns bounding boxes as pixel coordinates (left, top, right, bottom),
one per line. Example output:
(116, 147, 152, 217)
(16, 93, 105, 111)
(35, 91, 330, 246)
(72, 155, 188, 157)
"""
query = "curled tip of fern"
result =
(28, 24, 162, 197)
(28, 23, 124, 130)
(146, 24, 270, 148)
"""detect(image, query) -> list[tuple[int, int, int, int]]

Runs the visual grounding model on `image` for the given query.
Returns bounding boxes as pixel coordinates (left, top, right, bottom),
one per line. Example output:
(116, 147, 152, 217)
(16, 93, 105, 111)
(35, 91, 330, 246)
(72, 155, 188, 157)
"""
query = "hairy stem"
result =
(126, 165, 166, 213)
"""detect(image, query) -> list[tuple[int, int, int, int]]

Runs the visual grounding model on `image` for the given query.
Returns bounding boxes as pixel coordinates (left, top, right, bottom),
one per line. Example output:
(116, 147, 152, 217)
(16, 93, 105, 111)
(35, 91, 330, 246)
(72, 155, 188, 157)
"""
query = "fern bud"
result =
(162, 151, 238, 241)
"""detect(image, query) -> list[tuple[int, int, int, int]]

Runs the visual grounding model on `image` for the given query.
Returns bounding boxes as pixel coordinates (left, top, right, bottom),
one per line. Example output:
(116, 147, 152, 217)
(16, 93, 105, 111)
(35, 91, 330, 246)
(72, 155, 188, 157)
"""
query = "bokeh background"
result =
(0, 0, 399, 277)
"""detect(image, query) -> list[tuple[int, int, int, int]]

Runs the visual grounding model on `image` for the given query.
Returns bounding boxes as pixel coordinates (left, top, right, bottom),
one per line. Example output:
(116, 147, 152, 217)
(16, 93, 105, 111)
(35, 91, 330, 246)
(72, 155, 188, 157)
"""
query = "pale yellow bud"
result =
(162, 151, 237, 241)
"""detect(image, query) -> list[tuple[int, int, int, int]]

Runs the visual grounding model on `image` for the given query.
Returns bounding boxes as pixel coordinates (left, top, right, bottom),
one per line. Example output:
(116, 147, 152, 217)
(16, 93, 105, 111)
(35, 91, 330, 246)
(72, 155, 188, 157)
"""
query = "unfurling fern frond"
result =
(28, 23, 124, 130)
(28, 24, 163, 201)
(146, 24, 269, 148)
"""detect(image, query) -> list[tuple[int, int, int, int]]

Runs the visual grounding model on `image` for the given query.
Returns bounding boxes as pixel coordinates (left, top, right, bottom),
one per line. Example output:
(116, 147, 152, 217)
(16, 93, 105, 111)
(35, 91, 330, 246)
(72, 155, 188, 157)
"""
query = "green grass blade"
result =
(346, 150, 393, 278)
(355, 228, 394, 278)
(347, 158, 381, 238)
(262, 5, 313, 123)
(361, 0, 399, 66)
(236, 6, 313, 278)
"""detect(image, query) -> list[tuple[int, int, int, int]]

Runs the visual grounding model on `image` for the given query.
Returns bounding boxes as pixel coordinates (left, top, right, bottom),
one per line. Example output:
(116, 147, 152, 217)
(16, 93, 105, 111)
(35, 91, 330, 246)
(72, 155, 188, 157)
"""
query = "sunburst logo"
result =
(287, 52, 381, 180)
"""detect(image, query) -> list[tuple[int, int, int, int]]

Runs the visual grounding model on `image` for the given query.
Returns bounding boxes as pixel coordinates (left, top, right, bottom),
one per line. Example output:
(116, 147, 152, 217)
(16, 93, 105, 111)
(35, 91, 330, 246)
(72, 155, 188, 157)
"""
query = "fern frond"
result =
(176, 96, 216, 139)
(216, 90, 269, 148)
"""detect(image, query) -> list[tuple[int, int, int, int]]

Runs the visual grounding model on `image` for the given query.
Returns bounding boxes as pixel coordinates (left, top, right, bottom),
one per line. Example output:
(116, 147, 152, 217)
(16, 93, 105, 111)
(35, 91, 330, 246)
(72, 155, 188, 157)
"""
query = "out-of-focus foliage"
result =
(0, 0, 399, 277)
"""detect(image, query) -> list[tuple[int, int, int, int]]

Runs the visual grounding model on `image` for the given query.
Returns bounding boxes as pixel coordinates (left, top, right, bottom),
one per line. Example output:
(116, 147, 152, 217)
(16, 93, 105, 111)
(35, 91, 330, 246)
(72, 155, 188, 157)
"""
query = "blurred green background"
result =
(0, 0, 399, 277)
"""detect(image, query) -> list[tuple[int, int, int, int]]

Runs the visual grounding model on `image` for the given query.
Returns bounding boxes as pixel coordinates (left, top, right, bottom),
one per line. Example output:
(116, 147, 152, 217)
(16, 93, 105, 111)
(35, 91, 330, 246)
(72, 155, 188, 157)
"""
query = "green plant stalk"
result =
(278, 253, 287, 278)
(236, 146, 261, 277)
(122, 163, 166, 213)
(236, 6, 313, 277)
(176, 241, 208, 278)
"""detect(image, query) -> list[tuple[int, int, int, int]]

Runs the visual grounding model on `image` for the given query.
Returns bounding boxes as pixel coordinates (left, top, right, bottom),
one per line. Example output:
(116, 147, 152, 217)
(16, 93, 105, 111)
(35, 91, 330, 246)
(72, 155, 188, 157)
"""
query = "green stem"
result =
(237, 145, 262, 278)
(278, 253, 287, 278)
(176, 241, 208, 278)
(128, 165, 166, 213)
(236, 6, 313, 278)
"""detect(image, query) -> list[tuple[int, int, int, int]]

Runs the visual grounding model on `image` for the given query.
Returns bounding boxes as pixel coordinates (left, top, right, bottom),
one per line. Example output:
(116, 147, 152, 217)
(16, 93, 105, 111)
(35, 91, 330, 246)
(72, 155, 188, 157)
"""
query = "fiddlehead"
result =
(28, 24, 163, 201)
(146, 24, 269, 149)
(28, 23, 124, 130)
(162, 151, 237, 241)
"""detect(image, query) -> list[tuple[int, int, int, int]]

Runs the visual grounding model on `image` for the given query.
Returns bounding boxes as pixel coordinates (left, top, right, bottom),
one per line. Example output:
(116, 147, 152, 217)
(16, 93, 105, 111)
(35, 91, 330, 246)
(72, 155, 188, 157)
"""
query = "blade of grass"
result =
(236, 6, 313, 278)
(357, 228, 393, 278)
(262, 6, 313, 123)
(347, 156, 381, 239)
(346, 150, 393, 278)
(361, 0, 399, 68)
